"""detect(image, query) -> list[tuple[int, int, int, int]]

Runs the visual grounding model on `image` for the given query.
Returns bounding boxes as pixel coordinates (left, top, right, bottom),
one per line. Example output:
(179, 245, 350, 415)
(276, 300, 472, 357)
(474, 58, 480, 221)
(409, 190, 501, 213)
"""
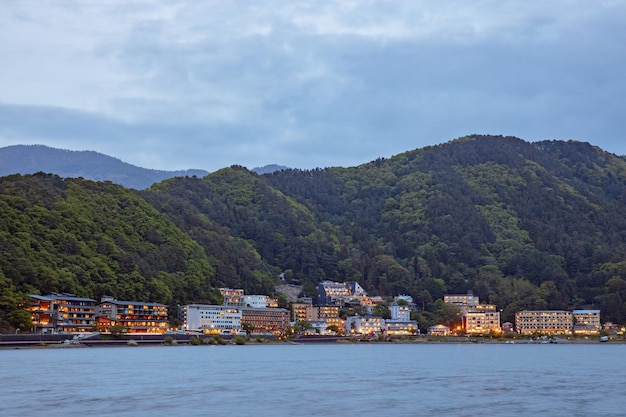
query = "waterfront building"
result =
(181, 304, 242, 333)
(385, 320, 419, 336)
(241, 307, 290, 336)
(464, 304, 501, 334)
(572, 310, 601, 335)
(95, 296, 168, 334)
(515, 310, 573, 335)
(427, 324, 450, 336)
(385, 301, 419, 335)
(345, 314, 384, 336)
(291, 303, 341, 326)
(28, 293, 97, 333)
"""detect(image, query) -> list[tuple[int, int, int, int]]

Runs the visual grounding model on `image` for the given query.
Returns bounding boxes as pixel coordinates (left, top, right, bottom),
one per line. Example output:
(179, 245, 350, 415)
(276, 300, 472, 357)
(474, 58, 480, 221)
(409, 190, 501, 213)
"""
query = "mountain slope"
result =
(0, 144, 209, 189)
(2, 135, 626, 332)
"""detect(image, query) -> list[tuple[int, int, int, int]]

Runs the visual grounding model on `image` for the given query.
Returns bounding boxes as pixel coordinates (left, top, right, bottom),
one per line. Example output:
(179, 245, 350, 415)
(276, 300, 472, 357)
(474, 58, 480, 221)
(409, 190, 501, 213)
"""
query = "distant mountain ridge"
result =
(0, 144, 209, 189)
(251, 164, 289, 175)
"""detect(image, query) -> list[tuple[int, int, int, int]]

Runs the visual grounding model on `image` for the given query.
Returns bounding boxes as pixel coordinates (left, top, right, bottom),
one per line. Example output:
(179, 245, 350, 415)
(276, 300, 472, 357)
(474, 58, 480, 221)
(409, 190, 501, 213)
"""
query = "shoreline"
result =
(2, 334, 624, 349)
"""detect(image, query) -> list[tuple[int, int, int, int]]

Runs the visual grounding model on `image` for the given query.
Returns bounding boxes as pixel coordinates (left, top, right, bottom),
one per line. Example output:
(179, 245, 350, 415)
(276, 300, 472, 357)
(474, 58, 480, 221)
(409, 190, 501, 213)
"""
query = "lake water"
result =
(1, 343, 625, 417)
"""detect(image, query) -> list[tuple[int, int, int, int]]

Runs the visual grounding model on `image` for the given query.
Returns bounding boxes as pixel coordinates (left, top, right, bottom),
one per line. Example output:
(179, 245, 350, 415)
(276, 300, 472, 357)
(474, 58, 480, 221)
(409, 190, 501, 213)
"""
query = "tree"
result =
(326, 324, 343, 335)
(109, 324, 129, 338)
(241, 322, 255, 335)
(293, 320, 314, 335)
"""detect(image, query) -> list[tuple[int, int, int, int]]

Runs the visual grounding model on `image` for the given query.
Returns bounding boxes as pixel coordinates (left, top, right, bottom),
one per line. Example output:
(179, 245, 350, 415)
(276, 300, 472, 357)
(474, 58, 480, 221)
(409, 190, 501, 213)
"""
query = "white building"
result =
(182, 304, 242, 332)
(345, 314, 384, 335)
(390, 301, 411, 321)
(386, 301, 419, 335)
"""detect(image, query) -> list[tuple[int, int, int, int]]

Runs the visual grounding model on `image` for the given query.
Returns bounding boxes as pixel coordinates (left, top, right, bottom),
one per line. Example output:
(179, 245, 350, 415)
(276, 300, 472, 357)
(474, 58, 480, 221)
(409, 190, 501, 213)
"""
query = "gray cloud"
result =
(1, 0, 625, 172)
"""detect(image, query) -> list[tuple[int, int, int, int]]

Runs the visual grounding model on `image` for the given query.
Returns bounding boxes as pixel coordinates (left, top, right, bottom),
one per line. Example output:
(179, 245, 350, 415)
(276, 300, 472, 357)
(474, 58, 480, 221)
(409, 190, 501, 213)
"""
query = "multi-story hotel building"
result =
(241, 307, 290, 336)
(345, 314, 385, 336)
(28, 293, 97, 333)
(444, 291, 480, 310)
(464, 304, 501, 334)
(181, 304, 242, 333)
(291, 302, 343, 332)
(572, 310, 601, 335)
(95, 296, 168, 334)
(515, 310, 573, 334)
(317, 281, 371, 306)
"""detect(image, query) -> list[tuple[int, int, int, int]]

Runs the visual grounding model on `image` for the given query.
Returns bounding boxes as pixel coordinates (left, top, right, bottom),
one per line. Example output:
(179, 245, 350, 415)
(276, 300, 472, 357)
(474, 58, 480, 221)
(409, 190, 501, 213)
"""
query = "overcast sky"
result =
(1, 1, 625, 172)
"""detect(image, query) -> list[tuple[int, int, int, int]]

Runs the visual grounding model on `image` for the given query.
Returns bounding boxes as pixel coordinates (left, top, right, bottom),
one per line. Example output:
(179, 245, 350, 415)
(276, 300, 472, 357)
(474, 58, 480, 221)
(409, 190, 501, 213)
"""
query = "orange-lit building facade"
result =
(464, 304, 501, 334)
(28, 293, 97, 333)
(95, 296, 168, 334)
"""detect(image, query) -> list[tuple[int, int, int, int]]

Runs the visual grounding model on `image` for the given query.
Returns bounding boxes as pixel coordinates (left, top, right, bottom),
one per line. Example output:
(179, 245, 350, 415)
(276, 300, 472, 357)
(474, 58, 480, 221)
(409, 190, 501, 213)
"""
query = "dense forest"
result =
(2, 135, 626, 332)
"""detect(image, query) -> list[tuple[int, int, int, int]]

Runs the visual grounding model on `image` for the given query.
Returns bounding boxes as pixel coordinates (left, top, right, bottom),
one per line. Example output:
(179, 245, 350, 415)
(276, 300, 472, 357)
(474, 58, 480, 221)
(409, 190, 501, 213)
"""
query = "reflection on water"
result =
(1, 343, 625, 417)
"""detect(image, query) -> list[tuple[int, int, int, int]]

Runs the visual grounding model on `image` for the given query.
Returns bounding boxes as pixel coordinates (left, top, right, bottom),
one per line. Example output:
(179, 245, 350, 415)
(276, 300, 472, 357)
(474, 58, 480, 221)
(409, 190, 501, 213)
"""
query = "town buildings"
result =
(515, 310, 601, 335)
(444, 291, 501, 334)
(181, 289, 290, 336)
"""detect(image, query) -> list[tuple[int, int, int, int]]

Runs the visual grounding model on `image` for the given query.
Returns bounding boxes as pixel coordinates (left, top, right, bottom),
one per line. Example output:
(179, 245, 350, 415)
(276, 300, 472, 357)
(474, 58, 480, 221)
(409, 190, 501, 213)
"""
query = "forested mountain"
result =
(2, 135, 626, 332)
(0, 144, 208, 189)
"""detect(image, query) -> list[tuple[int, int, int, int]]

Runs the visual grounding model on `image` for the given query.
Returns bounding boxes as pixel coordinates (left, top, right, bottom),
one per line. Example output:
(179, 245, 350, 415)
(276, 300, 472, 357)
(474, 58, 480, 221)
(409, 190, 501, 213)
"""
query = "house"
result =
(96, 296, 168, 334)
(428, 324, 450, 336)
(28, 293, 97, 334)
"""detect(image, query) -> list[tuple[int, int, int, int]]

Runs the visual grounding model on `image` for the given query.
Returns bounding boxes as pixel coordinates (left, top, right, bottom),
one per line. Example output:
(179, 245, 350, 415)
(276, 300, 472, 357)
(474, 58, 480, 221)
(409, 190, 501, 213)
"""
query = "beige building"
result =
(572, 310, 601, 335)
(515, 310, 573, 335)
(464, 304, 501, 334)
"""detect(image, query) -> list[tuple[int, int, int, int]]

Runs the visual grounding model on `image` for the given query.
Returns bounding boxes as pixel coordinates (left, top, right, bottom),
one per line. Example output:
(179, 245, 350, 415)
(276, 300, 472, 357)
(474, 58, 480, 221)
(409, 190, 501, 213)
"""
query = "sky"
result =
(1, 1, 625, 172)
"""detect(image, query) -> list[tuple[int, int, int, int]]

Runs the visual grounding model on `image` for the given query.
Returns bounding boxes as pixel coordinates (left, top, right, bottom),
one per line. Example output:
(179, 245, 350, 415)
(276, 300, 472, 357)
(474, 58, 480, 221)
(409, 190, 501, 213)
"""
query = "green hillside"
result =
(2, 135, 626, 331)
(0, 173, 221, 330)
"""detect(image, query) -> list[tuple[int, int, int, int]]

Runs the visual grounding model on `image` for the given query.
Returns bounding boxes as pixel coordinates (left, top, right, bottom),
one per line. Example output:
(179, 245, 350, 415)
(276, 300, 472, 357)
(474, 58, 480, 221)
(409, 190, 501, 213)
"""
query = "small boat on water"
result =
(600, 336, 609, 342)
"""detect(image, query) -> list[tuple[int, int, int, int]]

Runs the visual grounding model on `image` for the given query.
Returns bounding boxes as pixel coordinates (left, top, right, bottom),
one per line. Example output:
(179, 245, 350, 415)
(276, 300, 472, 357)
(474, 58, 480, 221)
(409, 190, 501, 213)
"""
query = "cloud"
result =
(0, 0, 625, 171)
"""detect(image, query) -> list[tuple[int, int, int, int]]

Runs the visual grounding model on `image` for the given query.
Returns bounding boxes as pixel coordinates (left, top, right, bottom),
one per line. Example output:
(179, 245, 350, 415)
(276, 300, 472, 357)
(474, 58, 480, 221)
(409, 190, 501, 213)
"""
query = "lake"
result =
(1, 343, 625, 416)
